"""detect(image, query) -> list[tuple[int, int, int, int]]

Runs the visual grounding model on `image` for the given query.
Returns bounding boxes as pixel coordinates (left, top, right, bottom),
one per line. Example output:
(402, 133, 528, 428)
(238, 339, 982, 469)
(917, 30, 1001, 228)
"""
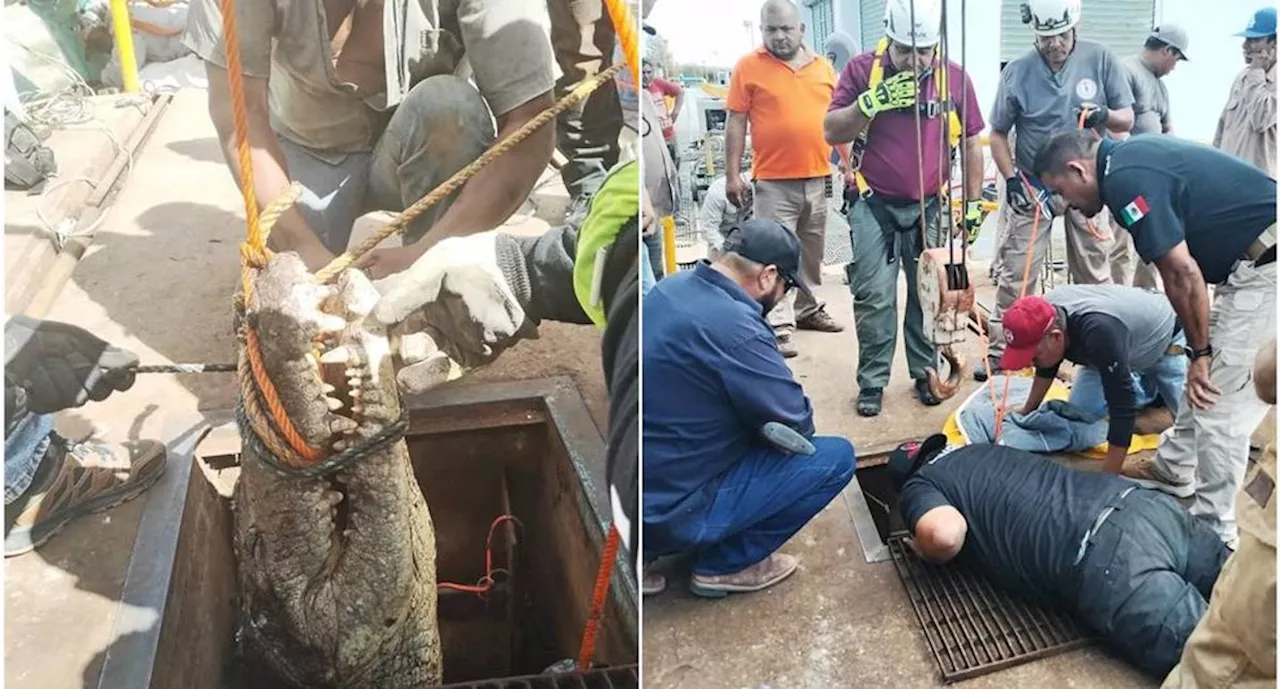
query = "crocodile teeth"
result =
(321, 383, 337, 394)
(325, 490, 343, 505)
(325, 396, 344, 411)
(329, 417, 358, 434)
(352, 401, 365, 415)
(349, 388, 363, 399)
(333, 440, 348, 451)
(316, 314, 347, 333)
(320, 347, 351, 364)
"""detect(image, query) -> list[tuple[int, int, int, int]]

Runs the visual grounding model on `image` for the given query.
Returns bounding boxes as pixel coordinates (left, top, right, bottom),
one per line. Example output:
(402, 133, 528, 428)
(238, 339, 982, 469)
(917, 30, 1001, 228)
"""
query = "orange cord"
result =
(576, 524, 622, 671)
(438, 515, 523, 595)
(603, 0, 640, 86)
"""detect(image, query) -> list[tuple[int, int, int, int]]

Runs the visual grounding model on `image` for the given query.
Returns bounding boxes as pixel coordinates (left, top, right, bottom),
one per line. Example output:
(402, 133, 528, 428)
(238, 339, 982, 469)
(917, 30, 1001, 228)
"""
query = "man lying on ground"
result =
(1001, 285, 1187, 473)
(642, 219, 855, 598)
(891, 435, 1229, 679)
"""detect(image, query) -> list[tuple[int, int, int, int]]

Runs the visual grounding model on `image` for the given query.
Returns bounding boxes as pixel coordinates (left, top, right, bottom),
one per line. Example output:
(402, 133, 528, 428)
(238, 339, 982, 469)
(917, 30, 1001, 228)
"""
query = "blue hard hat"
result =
(1237, 6, 1277, 38)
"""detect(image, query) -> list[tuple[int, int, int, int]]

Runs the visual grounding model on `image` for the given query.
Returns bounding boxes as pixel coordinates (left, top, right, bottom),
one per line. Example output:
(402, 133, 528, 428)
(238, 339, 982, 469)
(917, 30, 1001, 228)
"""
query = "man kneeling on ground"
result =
(642, 219, 856, 598)
(1001, 284, 1187, 473)
(891, 436, 1229, 678)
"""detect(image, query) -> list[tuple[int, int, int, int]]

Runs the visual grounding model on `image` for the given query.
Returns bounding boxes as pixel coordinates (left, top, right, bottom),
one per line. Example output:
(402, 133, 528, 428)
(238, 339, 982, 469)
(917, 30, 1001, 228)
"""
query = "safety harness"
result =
(847, 37, 964, 266)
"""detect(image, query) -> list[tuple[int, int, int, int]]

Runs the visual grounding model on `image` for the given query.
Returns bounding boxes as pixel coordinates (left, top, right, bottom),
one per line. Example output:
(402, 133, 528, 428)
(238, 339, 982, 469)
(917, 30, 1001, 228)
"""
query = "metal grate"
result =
(439, 665, 639, 689)
(886, 537, 1094, 683)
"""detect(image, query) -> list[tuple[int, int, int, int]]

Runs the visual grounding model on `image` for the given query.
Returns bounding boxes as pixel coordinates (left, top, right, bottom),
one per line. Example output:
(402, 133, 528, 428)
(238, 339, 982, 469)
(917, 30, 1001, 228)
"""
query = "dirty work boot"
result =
(642, 564, 667, 596)
(1120, 454, 1194, 499)
(797, 308, 843, 333)
(856, 388, 883, 417)
(913, 379, 941, 407)
(973, 356, 998, 382)
(776, 333, 798, 358)
(5, 434, 167, 557)
(688, 553, 799, 598)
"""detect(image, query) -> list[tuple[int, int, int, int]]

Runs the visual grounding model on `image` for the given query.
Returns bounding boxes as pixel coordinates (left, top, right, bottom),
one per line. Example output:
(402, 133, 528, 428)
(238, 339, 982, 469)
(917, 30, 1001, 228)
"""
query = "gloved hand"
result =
(962, 200, 988, 245)
(1005, 172, 1053, 217)
(371, 231, 538, 388)
(4, 315, 139, 416)
(857, 70, 917, 119)
(1076, 101, 1109, 129)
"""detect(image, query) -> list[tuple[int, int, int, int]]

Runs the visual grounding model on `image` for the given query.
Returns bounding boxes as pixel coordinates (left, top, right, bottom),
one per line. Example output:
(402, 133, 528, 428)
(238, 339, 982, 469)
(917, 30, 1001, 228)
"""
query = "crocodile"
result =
(232, 252, 447, 688)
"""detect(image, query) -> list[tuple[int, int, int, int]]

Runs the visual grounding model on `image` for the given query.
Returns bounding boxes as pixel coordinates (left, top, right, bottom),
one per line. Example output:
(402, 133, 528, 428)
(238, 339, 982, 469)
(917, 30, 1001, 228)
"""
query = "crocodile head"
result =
(235, 253, 443, 688)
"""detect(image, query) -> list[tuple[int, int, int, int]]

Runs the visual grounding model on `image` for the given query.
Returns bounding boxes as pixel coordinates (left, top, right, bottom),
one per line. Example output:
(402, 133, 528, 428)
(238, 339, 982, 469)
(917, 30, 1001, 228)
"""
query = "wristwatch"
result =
(1185, 344, 1214, 360)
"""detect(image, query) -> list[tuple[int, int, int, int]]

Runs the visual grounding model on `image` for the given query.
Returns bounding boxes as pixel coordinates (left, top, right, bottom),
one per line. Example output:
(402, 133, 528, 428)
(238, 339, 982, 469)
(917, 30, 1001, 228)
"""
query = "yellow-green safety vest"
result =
(573, 159, 640, 329)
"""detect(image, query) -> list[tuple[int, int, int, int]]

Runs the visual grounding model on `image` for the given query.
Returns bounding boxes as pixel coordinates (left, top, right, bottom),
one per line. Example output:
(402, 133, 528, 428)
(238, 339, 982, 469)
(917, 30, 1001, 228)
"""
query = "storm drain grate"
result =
(439, 665, 638, 689)
(887, 537, 1095, 683)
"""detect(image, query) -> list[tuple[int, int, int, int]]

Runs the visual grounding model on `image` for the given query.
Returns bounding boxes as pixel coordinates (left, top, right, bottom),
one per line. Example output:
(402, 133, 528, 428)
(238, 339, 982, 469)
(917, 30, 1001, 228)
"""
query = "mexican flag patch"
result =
(1120, 195, 1149, 225)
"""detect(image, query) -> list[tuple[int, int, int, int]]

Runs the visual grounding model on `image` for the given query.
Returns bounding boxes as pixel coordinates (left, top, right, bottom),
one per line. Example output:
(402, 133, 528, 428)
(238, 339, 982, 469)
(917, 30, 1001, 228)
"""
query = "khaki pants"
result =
(549, 0, 622, 205)
(987, 197, 1115, 360)
(1111, 224, 1162, 290)
(753, 178, 828, 335)
(1163, 437, 1277, 687)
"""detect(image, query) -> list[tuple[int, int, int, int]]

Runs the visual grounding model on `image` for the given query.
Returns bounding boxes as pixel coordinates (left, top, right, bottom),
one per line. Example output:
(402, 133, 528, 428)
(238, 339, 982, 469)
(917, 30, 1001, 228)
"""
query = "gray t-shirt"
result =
(990, 40, 1135, 171)
(1045, 284, 1177, 371)
(1123, 55, 1171, 135)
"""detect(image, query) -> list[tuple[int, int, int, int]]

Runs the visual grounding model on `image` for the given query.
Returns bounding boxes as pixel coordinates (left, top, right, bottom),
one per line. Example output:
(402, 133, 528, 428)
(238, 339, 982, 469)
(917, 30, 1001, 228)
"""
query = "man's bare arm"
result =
(909, 505, 968, 564)
(1105, 106, 1135, 135)
(725, 111, 748, 181)
(204, 64, 333, 271)
(1018, 375, 1055, 415)
(824, 103, 871, 145)
(990, 130, 1015, 179)
(410, 92, 557, 253)
(1155, 243, 1211, 351)
(963, 135, 984, 198)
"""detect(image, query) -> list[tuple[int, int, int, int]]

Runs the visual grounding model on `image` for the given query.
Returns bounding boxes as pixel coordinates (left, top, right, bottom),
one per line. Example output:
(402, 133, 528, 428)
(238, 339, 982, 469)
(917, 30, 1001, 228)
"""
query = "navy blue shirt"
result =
(900, 444, 1131, 604)
(642, 263, 814, 527)
(1098, 136, 1277, 284)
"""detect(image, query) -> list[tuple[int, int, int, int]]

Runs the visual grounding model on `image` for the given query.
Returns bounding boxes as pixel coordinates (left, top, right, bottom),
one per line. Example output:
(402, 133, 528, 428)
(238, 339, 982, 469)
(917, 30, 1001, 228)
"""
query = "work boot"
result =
(1120, 454, 1194, 499)
(642, 565, 667, 596)
(973, 356, 998, 382)
(5, 433, 167, 557)
(688, 553, 799, 598)
(914, 379, 941, 407)
(856, 388, 883, 417)
(797, 308, 843, 333)
(776, 333, 798, 358)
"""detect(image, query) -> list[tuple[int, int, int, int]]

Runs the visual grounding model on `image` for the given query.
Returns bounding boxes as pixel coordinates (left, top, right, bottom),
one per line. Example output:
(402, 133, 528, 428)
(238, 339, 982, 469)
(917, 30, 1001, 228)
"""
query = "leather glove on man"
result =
(370, 231, 541, 393)
(1005, 171, 1054, 218)
(857, 70, 917, 118)
(4, 315, 140, 433)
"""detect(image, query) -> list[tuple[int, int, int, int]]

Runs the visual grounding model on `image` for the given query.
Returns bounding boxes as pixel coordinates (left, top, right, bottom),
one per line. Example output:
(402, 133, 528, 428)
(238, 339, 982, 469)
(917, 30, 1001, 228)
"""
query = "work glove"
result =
(1005, 172, 1053, 218)
(4, 315, 139, 417)
(1075, 101, 1109, 129)
(962, 200, 988, 245)
(371, 231, 538, 391)
(857, 70, 917, 119)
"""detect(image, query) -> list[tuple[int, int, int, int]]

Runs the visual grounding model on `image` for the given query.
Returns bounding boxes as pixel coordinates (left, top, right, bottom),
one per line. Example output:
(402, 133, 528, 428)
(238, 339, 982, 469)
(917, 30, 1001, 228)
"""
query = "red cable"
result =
(437, 515, 522, 595)
(576, 524, 622, 671)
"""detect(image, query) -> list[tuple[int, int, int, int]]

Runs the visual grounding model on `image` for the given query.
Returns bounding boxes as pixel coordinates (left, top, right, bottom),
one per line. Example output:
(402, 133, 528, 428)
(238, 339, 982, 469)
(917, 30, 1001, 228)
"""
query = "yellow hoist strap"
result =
(852, 38, 963, 198)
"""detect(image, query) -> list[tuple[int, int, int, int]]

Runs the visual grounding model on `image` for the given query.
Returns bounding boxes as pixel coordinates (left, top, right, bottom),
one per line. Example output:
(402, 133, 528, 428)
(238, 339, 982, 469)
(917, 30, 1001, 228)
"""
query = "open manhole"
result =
(98, 377, 637, 689)
(887, 537, 1094, 683)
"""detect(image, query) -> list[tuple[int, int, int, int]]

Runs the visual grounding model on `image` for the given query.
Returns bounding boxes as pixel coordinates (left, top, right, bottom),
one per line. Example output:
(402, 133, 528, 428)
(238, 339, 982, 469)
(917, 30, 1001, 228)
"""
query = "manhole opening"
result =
(887, 536, 1094, 682)
(855, 462, 910, 545)
(153, 391, 636, 689)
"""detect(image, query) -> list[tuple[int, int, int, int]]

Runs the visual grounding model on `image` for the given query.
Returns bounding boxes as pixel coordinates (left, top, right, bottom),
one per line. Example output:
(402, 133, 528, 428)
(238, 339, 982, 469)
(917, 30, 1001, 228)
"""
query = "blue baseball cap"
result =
(721, 218, 812, 297)
(1237, 7, 1276, 38)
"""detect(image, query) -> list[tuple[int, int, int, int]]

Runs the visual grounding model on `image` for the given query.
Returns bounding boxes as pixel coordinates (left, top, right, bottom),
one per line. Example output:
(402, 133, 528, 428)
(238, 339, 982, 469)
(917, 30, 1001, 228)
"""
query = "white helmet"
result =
(884, 0, 943, 48)
(1023, 0, 1081, 37)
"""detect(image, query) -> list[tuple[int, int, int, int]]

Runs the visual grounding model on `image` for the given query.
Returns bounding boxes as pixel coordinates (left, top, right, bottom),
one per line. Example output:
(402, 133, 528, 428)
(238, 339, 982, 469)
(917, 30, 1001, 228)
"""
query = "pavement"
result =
(3, 87, 609, 689)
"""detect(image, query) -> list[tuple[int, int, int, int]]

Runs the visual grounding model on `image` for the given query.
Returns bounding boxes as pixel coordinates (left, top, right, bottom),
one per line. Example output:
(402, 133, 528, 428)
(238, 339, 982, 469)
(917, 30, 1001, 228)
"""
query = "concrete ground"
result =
(4, 88, 609, 689)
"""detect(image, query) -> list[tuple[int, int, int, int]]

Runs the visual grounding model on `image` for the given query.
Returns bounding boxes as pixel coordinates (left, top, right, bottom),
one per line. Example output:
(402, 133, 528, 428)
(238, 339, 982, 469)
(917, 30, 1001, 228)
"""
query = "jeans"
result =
(643, 231, 665, 281)
(688, 436, 855, 575)
(639, 241, 657, 296)
(1156, 259, 1276, 546)
(280, 75, 496, 253)
(845, 195, 944, 390)
(1073, 489, 1230, 678)
(1068, 332, 1188, 419)
(5, 413, 53, 505)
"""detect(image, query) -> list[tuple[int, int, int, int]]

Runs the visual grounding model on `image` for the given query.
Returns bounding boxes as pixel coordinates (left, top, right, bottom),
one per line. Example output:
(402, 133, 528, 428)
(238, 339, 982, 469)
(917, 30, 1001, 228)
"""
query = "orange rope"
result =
(577, 524, 622, 670)
(603, 0, 640, 86)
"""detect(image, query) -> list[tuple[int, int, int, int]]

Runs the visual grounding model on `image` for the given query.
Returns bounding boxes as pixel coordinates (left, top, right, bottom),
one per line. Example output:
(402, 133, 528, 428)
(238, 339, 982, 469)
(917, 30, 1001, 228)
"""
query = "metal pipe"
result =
(109, 0, 141, 93)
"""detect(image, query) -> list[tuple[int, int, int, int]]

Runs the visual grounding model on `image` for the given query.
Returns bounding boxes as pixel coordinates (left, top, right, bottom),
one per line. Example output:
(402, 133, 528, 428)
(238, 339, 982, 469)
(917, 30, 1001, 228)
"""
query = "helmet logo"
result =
(1075, 78, 1098, 100)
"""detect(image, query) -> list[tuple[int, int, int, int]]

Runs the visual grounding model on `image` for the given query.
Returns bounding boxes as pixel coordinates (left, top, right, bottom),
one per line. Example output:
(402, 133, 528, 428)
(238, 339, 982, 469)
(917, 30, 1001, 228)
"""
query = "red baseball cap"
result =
(999, 296, 1057, 371)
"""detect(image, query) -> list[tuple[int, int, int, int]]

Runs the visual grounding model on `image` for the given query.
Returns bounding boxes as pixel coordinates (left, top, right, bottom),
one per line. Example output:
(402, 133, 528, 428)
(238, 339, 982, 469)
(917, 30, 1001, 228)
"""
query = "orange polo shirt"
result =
(727, 47, 837, 180)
